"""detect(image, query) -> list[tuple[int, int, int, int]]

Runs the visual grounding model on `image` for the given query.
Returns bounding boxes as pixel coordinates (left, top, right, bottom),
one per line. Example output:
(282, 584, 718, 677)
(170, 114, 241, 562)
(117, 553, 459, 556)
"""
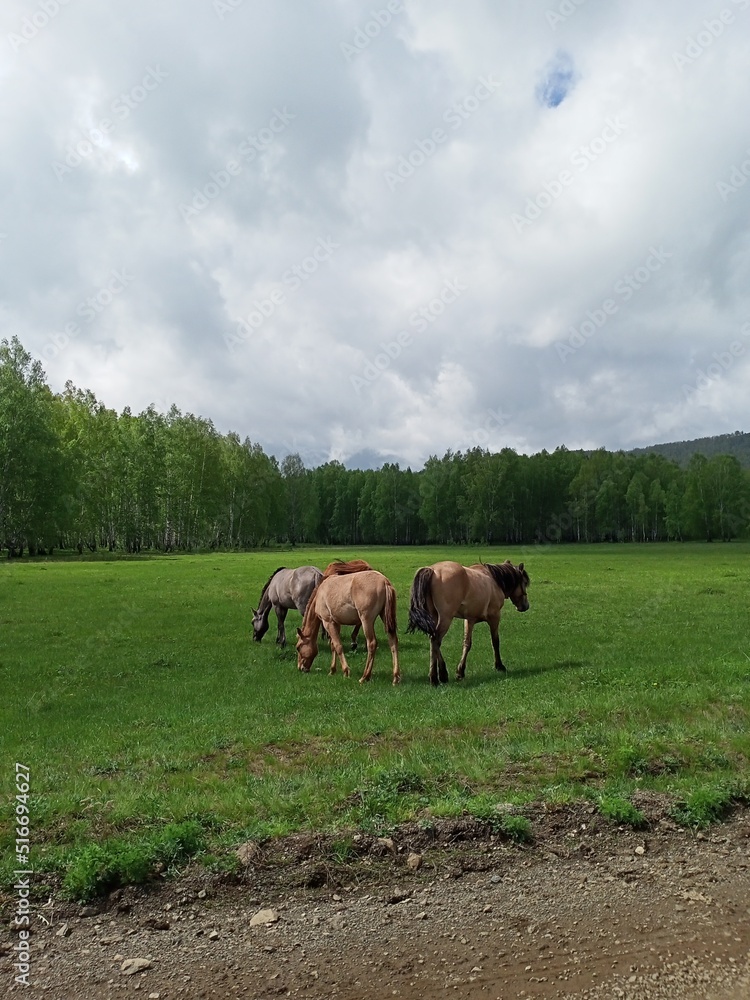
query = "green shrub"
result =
(671, 787, 734, 828)
(598, 795, 647, 828)
(498, 813, 533, 842)
(465, 797, 533, 841)
(62, 821, 204, 901)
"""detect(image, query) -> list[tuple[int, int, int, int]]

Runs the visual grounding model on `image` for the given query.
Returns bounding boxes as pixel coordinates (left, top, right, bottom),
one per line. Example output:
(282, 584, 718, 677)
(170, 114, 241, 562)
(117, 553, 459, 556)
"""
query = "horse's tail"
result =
(383, 580, 398, 637)
(323, 559, 373, 578)
(407, 568, 437, 638)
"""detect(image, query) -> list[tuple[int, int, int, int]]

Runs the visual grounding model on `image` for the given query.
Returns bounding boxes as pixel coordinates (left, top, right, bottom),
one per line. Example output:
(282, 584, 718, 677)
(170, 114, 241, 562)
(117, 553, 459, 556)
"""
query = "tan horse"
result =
(296, 560, 400, 685)
(407, 560, 529, 686)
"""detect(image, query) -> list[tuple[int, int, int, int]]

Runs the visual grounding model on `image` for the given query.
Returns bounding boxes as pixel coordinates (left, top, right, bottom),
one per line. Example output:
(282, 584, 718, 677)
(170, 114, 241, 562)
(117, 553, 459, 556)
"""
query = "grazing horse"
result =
(296, 560, 400, 685)
(252, 566, 362, 649)
(407, 560, 529, 686)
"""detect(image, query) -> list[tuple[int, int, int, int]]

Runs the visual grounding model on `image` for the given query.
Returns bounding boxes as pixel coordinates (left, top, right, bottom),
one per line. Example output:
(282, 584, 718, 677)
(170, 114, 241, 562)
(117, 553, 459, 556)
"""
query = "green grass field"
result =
(2, 544, 749, 897)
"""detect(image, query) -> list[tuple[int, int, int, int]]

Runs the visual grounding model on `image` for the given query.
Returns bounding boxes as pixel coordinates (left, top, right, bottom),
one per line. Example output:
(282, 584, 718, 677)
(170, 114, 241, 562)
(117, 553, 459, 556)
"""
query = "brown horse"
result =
(407, 560, 529, 685)
(296, 560, 400, 684)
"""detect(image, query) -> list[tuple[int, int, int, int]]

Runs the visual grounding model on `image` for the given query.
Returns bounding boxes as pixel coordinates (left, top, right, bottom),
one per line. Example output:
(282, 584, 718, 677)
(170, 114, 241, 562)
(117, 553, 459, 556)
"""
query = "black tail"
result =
(407, 567, 438, 638)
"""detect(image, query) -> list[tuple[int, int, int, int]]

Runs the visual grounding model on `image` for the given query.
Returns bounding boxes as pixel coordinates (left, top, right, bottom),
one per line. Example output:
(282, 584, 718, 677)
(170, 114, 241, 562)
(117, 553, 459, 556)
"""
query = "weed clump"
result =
(671, 787, 734, 829)
(465, 796, 533, 842)
(62, 821, 204, 901)
(598, 794, 647, 829)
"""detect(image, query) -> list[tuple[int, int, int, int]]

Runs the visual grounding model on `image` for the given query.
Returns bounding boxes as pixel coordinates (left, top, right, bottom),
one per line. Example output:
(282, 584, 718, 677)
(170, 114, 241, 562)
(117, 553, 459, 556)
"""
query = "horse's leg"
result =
(428, 636, 439, 687)
(350, 621, 360, 652)
(359, 617, 378, 684)
(456, 620, 474, 680)
(488, 614, 506, 672)
(437, 647, 449, 684)
(436, 619, 451, 684)
(378, 609, 400, 685)
(275, 607, 288, 646)
(326, 622, 351, 678)
(428, 623, 450, 686)
(329, 640, 337, 675)
(386, 630, 400, 685)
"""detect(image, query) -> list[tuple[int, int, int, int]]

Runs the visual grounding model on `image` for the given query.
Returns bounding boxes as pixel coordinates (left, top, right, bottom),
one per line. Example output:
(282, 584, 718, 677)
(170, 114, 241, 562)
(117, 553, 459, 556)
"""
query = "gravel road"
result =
(3, 798, 749, 999)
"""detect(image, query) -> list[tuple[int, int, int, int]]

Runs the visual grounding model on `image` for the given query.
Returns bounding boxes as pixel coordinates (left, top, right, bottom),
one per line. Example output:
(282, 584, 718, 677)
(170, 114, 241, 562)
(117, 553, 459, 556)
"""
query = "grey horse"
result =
(251, 565, 360, 649)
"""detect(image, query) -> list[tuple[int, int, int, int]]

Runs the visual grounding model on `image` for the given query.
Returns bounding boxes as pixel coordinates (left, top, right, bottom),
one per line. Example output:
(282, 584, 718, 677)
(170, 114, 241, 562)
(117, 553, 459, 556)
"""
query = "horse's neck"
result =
(301, 609, 321, 640)
(258, 591, 273, 618)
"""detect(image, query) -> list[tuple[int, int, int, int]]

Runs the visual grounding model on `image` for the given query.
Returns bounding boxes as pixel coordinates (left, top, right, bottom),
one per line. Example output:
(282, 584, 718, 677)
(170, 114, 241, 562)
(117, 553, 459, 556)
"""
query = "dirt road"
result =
(3, 799, 749, 999)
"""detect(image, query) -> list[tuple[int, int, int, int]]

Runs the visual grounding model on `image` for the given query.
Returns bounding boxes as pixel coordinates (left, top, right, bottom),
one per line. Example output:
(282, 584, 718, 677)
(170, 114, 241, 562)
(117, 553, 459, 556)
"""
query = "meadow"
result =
(1, 543, 749, 898)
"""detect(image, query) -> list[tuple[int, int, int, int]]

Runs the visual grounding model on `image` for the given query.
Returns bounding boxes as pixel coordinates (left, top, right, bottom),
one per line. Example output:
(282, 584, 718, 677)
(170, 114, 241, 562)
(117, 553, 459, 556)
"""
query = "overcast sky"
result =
(2, 0, 750, 468)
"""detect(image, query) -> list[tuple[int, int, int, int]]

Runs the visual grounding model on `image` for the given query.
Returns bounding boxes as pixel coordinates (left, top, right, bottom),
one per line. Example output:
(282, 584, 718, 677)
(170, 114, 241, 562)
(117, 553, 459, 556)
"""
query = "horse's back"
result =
(271, 565, 321, 608)
(427, 561, 498, 620)
(291, 566, 323, 604)
(430, 560, 467, 579)
(317, 569, 390, 622)
(327, 569, 388, 599)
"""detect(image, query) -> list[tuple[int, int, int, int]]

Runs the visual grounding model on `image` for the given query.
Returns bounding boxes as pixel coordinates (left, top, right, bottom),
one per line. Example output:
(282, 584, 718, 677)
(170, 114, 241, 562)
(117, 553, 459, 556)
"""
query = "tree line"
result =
(2, 337, 749, 556)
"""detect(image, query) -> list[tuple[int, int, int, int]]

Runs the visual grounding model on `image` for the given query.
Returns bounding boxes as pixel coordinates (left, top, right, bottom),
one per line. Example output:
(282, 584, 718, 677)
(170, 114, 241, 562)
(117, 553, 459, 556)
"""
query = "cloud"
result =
(1, 0, 750, 469)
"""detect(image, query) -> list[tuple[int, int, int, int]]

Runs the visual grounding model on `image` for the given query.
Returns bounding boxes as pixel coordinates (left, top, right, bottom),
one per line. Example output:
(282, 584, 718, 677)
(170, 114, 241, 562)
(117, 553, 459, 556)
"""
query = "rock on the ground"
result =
(121, 957, 153, 975)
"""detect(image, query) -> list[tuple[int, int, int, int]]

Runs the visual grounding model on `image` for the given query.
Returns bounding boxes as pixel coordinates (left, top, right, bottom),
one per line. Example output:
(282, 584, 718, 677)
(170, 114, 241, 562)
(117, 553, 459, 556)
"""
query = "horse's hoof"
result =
(392, 675, 401, 685)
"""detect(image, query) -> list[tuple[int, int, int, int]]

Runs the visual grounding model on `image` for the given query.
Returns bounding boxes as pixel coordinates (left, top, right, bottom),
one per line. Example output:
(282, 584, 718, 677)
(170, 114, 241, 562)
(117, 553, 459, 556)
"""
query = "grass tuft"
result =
(598, 794, 647, 829)
(465, 796, 533, 841)
(670, 786, 735, 829)
(61, 821, 204, 901)
(351, 765, 429, 832)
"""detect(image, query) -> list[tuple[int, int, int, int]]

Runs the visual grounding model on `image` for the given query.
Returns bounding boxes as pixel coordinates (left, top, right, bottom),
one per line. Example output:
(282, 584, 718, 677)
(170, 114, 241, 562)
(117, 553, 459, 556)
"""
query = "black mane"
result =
(257, 566, 286, 603)
(484, 561, 529, 596)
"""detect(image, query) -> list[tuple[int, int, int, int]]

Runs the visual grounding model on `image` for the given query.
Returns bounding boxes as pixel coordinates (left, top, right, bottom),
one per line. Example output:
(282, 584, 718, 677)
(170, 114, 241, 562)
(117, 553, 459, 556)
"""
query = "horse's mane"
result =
(322, 559, 373, 579)
(300, 582, 322, 632)
(484, 560, 529, 595)
(258, 566, 286, 603)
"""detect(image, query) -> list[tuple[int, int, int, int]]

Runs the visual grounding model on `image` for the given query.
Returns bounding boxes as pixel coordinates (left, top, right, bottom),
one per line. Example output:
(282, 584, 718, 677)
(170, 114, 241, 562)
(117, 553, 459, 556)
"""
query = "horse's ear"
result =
(251, 607, 257, 615)
(518, 562, 524, 571)
(296, 627, 303, 638)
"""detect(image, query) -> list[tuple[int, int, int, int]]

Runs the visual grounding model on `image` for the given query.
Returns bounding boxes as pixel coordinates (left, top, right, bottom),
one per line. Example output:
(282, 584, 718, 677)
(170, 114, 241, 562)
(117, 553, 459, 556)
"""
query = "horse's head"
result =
(508, 561, 530, 612)
(251, 607, 269, 641)
(295, 626, 318, 672)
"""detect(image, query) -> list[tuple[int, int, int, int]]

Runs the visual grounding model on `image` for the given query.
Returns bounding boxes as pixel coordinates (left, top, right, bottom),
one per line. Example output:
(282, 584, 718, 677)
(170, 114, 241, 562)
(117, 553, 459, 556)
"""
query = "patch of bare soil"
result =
(3, 799, 750, 1000)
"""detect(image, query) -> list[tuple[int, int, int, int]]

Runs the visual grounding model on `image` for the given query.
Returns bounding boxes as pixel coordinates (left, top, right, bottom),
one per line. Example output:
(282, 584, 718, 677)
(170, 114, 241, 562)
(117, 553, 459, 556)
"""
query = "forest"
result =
(2, 337, 749, 555)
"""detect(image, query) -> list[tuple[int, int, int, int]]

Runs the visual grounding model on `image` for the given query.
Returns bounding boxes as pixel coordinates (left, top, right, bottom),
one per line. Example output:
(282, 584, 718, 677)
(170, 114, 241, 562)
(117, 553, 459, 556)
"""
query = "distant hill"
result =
(629, 431, 750, 468)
